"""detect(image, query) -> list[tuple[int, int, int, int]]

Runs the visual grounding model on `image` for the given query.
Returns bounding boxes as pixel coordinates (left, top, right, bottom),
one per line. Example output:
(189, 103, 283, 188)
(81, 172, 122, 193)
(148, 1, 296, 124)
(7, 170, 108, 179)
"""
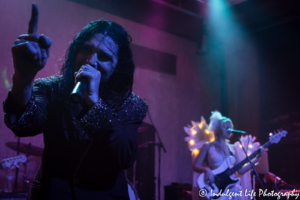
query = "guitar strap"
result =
(227, 144, 234, 156)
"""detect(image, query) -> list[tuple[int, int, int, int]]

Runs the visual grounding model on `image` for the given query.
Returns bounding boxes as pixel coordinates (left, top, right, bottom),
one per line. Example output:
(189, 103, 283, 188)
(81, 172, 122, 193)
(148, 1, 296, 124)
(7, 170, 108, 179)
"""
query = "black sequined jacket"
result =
(3, 75, 148, 195)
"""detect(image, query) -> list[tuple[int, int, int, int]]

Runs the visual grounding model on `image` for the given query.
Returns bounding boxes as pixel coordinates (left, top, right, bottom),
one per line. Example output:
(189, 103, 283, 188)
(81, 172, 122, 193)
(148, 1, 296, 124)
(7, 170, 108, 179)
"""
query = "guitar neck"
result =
(228, 141, 271, 175)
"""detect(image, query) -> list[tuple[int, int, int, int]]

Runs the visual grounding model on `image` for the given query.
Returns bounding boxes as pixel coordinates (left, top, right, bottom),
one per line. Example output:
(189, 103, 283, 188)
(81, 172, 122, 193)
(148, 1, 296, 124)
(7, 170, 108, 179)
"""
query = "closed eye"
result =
(98, 52, 113, 62)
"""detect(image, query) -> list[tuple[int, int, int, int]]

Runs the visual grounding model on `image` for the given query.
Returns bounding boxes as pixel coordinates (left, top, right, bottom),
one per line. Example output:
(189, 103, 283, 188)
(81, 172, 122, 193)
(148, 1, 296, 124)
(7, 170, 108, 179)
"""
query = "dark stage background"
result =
(256, 18, 300, 186)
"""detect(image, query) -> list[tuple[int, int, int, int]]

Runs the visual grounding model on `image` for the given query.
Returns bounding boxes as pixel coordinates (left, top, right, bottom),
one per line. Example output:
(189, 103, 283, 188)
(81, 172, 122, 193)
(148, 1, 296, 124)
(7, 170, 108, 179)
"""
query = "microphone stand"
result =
(13, 137, 20, 193)
(155, 140, 166, 200)
(148, 109, 166, 200)
(235, 134, 270, 200)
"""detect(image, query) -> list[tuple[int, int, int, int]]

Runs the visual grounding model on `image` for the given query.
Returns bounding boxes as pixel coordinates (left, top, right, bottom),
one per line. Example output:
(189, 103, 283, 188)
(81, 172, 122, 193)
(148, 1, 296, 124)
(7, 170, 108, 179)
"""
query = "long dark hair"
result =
(61, 19, 135, 105)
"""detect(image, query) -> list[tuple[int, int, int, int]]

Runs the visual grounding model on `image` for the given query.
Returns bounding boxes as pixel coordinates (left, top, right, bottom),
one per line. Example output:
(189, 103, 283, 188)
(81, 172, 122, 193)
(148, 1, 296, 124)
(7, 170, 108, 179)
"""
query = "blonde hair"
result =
(208, 111, 234, 140)
(208, 111, 234, 155)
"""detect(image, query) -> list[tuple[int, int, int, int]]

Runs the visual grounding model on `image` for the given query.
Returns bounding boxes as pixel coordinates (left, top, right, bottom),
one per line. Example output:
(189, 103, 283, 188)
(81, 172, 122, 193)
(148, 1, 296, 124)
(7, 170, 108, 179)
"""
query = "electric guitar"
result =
(197, 130, 288, 200)
(1, 155, 27, 169)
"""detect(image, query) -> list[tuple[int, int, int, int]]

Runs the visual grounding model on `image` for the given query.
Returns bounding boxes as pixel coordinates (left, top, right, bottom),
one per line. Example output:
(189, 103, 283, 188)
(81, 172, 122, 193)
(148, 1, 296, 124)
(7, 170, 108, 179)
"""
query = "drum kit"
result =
(1, 126, 154, 200)
(253, 172, 300, 199)
(2, 140, 43, 193)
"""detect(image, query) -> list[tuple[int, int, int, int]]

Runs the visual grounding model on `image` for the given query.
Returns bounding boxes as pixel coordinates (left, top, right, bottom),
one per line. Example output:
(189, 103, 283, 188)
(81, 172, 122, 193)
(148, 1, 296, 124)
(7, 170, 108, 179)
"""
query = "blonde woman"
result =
(192, 111, 264, 200)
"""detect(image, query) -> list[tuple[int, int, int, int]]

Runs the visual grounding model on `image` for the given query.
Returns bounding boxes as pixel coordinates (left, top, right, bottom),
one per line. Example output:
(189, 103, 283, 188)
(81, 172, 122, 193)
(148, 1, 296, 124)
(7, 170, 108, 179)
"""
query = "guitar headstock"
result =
(1, 155, 27, 169)
(269, 129, 288, 144)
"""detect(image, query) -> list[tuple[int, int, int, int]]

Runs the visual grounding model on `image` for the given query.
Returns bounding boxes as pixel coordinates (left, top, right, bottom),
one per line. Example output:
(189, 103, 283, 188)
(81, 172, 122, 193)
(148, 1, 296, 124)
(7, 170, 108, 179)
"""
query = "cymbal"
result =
(5, 142, 43, 157)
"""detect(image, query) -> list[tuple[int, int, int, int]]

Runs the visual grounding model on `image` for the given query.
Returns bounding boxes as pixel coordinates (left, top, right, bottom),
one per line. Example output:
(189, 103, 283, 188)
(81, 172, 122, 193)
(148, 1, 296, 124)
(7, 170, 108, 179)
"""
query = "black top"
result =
(3, 75, 148, 200)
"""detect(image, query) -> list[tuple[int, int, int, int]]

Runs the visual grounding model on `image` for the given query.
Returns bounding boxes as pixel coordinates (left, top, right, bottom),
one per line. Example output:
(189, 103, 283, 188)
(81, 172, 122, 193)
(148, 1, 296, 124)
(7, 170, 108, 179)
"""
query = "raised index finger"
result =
(27, 3, 39, 34)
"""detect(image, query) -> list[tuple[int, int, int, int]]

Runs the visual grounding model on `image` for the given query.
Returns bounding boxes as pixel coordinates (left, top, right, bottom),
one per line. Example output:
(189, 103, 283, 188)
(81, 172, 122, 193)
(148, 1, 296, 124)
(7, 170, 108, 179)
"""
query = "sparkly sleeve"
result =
(75, 94, 148, 170)
(3, 80, 49, 137)
(109, 97, 148, 169)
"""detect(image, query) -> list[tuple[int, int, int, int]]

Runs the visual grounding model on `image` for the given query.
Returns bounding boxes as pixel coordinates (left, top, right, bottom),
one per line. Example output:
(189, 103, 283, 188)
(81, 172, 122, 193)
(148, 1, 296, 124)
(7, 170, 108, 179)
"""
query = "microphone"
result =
(69, 79, 87, 104)
(227, 129, 248, 135)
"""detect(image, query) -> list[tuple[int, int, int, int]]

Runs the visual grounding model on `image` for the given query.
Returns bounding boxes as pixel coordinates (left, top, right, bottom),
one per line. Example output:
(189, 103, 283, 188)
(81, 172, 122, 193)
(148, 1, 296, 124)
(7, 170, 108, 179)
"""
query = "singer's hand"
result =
(12, 3, 52, 81)
(204, 168, 215, 183)
(75, 64, 101, 107)
(10, 3, 52, 113)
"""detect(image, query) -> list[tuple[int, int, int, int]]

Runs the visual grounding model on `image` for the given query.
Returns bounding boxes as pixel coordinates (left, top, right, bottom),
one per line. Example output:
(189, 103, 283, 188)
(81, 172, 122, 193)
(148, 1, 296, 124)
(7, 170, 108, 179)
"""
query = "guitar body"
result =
(197, 156, 240, 200)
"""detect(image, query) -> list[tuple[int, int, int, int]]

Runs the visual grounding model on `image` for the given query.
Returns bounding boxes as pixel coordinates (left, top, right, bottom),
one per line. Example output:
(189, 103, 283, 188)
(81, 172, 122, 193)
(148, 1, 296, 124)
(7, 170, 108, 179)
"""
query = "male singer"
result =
(3, 3, 147, 200)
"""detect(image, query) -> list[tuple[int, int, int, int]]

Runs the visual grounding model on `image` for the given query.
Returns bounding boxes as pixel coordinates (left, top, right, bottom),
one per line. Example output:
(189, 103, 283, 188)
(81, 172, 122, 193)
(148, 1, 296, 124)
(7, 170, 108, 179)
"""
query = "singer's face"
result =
(222, 121, 233, 139)
(74, 33, 119, 83)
